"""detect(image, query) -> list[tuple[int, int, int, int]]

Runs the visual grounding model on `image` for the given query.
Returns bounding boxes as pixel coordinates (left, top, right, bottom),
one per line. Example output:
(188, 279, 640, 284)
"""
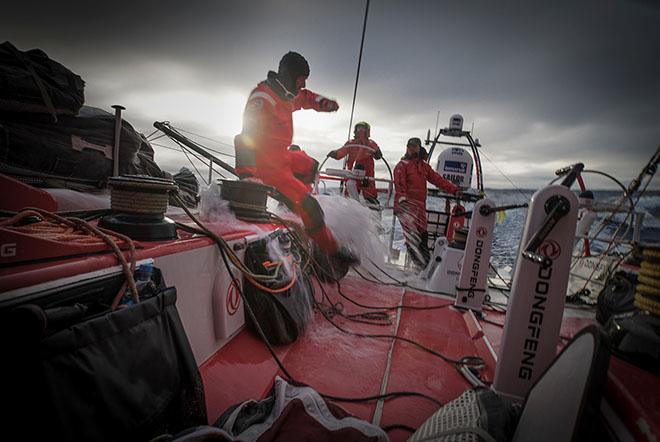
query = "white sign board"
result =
(435, 147, 474, 190)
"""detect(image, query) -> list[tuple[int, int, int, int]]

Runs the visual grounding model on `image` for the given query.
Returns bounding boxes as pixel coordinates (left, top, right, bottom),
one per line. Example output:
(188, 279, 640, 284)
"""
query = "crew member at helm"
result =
(327, 122, 382, 205)
(394, 138, 461, 268)
(234, 51, 357, 266)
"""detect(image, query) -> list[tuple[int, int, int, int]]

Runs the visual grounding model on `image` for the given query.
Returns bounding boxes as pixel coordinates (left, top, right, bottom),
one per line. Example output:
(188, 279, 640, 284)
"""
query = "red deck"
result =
(201, 276, 498, 441)
(200, 275, 660, 441)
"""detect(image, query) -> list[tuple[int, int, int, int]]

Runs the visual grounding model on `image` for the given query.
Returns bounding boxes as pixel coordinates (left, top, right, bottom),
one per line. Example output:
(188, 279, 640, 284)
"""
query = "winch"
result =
(219, 179, 274, 222)
(99, 175, 178, 241)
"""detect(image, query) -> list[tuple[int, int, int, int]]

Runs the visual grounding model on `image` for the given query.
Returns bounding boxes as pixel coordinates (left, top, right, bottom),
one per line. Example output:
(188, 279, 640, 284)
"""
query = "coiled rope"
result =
(108, 175, 177, 215)
(0, 208, 138, 309)
(635, 246, 660, 315)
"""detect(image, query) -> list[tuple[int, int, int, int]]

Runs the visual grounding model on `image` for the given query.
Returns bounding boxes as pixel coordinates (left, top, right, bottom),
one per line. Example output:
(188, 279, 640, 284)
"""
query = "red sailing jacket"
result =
(235, 72, 330, 176)
(333, 138, 381, 178)
(393, 157, 460, 211)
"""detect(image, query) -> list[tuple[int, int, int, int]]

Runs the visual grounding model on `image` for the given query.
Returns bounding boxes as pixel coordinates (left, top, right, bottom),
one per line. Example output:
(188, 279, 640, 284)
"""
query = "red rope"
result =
(2, 208, 138, 309)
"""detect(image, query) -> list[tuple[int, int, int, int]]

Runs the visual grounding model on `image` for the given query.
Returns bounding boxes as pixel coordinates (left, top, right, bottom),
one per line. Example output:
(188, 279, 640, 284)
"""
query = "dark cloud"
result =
(1, 0, 658, 188)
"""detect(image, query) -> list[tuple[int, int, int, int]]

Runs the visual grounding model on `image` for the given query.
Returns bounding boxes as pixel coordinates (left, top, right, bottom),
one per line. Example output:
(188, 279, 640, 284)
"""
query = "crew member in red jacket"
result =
(394, 138, 461, 268)
(327, 122, 382, 204)
(234, 52, 356, 265)
(288, 144, 316, 192)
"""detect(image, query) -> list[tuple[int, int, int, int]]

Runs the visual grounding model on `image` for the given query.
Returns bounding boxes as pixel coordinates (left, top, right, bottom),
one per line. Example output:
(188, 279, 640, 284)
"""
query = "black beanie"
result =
(278, 51, 310, 79)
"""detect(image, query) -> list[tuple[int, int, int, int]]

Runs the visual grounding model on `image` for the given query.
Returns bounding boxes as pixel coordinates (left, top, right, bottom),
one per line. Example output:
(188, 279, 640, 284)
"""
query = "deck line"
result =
(371, 287, 405, 426)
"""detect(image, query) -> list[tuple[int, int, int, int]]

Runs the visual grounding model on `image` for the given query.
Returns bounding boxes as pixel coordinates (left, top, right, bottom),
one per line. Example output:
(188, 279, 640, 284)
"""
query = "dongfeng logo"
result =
(539, 240, 561, 260)
(476, 226, 488, 238)
(226, 281, 241, 316)
(1, 243, 16, 258)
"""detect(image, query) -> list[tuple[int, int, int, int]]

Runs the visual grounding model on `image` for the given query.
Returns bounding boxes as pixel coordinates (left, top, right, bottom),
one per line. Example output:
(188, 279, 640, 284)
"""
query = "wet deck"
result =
(199, 274, 626, 441)
(201, 278, 410, 432)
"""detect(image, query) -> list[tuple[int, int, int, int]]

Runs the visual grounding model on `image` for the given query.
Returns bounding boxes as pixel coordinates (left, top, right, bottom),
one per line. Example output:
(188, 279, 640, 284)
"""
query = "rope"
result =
(478, 147, 532, 202)
(1, 208, 138, 309)
(346, 0, 370, 142)
(178, 141, 208, 185)
(111, 190, 169, 214)
(575, 163, 655, 292)
(154, 121, 236, 176)
(178, 194, 448, 416)
(174, 192, 487, 410)
(173, 194, 297, 293)
(108, 176, 178, 215)
(634, 246, 660, 316)
(266, 211, 486, 373)
(173, 127, 236, 154)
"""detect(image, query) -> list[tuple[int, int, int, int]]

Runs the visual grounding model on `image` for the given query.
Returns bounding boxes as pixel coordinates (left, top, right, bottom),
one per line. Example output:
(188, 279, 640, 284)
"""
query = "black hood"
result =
(263, 71, 294, 101)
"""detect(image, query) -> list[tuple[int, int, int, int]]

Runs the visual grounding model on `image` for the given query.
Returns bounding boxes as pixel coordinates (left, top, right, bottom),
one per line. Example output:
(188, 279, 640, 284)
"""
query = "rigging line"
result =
(151, 142, 182, 152)
(170, 138, 229, 180)
(632, 167, 656, 211)
(173, 126, 235, 149)
(182, 132, 235, 159)
(198, 145, 235, 158)
(478, 147, 532, 201)
(346, 0, 370, 143)
(346, 0, 370, 140)
(147, 133, 167, 142)
(169, 126, 236, 158)
(153, 141, 231, 179)
(339, 0, 370, 194)
(176, 140, 235, 158)
(578, 148, 658, 258)
(167, 124, 236, 158)
(488, 263, 511, 289)
(173, 140, 209, 185)
(144, 128, 160, 140)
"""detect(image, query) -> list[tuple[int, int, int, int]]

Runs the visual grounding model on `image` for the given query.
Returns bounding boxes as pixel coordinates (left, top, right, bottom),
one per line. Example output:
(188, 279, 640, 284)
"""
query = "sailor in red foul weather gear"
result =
(234, 52, 357, 266)
(288, 144, 317, 193)
(327, 122, 382, 204)
(394, 138, 461, 268)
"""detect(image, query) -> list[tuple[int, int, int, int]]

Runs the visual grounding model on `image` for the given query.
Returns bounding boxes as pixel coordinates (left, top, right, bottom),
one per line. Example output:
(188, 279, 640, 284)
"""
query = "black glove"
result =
(327, 150, 338, 159)
(373, 149, 382, 160)
(361, 178, 370, 187)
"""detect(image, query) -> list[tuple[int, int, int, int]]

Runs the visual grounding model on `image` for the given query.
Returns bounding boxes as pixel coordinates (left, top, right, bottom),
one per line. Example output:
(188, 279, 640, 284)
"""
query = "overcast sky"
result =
(3, 0, 659, 189)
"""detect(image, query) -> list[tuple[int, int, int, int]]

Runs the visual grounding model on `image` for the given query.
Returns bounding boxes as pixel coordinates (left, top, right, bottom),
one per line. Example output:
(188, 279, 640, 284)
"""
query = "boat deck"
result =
(2, 201, 657, 440)
(199, 274, 659, 441)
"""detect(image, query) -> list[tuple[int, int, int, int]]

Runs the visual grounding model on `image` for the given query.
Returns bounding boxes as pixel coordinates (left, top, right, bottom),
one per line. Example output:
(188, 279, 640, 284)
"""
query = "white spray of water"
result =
(199, 183, 307, 281)
(199, 183, 240, 225)
(201, 183, 419, 285)
(316, 195, 388, 265)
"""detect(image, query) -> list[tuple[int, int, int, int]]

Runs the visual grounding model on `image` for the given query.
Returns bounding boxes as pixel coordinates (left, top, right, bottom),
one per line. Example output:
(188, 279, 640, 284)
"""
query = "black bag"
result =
(0, 41, 85, 117)
(2, 287, 207, 441)
(243, 237, 314, 345)
(0, 106, 144, 184)
(596, 270, 637, 324)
